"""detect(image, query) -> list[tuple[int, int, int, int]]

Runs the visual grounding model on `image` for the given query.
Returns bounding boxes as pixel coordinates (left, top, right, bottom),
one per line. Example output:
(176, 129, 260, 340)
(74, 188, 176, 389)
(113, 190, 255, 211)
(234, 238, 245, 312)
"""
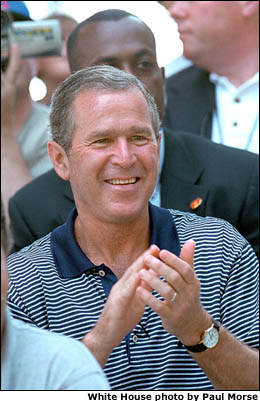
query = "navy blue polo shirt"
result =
(8, 202, 259, 390)
(51, 203, 181, 359)
(51, 203, 181, 295)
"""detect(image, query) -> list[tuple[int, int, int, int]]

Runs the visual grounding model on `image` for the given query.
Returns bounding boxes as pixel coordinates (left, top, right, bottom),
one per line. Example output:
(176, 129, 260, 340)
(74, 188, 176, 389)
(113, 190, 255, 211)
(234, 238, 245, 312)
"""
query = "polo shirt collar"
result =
(51, 203, 180, 279)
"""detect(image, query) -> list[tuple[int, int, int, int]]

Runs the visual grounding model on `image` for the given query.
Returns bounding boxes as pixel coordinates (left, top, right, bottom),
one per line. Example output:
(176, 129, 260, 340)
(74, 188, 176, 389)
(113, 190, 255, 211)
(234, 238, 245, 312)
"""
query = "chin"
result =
(104, 201, 148, 224)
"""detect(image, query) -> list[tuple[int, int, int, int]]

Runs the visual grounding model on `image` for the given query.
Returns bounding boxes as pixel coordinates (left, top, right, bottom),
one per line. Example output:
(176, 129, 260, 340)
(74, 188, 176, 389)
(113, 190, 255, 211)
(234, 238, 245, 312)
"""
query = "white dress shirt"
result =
(210, 72, 259, 154)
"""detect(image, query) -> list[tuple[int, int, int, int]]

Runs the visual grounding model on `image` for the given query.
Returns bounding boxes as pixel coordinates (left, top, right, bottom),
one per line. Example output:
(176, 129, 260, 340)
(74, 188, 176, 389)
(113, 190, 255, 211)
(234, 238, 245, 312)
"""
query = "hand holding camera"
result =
(1, 10, 62, 71)
(1, 43, 20, 130)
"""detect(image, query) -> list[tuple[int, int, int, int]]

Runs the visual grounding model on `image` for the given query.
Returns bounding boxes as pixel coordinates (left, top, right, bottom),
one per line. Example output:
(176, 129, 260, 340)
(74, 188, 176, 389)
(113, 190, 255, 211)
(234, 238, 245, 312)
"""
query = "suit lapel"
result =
(165, 66, 215, 139)
(160, 130, 208, 215)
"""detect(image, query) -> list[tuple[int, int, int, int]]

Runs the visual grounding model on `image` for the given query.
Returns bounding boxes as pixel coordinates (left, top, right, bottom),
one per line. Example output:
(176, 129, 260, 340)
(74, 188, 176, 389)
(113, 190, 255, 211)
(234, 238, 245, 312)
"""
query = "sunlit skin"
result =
(49, 88, 161, 230)
(162, 1, 245, 67)
(159, 1, 259, 85)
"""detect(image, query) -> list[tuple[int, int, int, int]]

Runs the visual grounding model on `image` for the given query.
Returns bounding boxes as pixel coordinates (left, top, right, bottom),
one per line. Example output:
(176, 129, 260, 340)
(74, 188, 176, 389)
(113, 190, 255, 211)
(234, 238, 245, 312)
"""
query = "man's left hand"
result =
(136, 239, 211, 346)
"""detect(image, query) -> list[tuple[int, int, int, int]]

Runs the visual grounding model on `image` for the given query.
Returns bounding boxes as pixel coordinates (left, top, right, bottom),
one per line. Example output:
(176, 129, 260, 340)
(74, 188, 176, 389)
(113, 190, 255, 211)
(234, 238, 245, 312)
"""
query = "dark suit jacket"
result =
(9, 130, 259, 258)
(163, 65, 214, 139)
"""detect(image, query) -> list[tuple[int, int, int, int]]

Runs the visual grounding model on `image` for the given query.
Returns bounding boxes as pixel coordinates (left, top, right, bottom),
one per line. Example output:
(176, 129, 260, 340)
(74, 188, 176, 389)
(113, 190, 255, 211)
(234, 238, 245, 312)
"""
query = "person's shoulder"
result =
(12, 313, 85, 356)
(166, 130, 259, 166)
(168, 207, 244, 238)
(169, 207, 225, 223)
(8, 311, 109, 389)
(191, 135, 259, 170)
(28, 102, 50, 128)
(166, 65, 209, 86)
(10, 169, 67, 204)
(8, 232, 53, 263)
(32, 101, 51, 115)
(168, 208, 255, 260)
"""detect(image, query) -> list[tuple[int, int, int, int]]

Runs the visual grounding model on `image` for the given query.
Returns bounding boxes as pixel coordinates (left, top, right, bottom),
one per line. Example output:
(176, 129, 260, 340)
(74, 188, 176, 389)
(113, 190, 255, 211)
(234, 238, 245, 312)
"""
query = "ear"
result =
(160, 66, 166, 89)
(48, 141, 70, 181)
(160, 66, 165, 80)
(160, 66, 167, 113)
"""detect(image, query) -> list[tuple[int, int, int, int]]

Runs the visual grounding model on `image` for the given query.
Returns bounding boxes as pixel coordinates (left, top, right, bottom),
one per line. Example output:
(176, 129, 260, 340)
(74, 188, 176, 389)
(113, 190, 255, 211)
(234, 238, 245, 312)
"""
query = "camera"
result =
(1, 10, 63, 71)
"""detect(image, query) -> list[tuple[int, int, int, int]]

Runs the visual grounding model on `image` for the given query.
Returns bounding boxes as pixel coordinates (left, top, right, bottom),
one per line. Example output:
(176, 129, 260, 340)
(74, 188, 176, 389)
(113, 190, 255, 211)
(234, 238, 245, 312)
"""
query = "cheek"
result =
(143, 145, 160, 170)
(69, 151, 107, 182)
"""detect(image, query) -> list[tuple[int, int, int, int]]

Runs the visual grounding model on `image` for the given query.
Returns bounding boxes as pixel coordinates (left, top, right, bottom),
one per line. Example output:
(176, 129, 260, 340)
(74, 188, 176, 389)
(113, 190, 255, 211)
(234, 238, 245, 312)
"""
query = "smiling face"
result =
(69, 16, 165, 119)
(57, 88, 160, 225)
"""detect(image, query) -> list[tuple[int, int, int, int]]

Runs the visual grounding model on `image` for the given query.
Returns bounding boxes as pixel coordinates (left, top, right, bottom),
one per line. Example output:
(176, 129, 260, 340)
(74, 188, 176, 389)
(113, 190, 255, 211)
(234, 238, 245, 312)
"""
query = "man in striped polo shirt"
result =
(7, 65, 259, 390)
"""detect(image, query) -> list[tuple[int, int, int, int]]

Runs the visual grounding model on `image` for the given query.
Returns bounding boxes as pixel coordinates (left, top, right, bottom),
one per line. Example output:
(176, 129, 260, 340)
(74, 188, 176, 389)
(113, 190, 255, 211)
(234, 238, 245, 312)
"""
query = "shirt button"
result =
(133, 335, 138, 343)
(233, 121, 238, 127)
(98, 270, 106, 277)
(234, 97, 240, 103)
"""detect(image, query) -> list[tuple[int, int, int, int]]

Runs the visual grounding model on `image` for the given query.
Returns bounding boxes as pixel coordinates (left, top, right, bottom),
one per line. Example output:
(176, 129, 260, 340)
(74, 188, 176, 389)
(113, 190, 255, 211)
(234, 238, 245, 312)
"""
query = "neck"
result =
(197, 36, 259, 87)
(214, 51, 259, 87)
(74, 208, 151, 278)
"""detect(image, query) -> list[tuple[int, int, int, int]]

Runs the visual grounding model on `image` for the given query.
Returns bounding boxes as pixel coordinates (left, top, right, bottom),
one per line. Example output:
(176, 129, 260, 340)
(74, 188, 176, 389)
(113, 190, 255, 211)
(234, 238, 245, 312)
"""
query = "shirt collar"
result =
(150, 128, 165, 207)
(158, 128, 165, 180)
(209, 71, 259, 91)
(51, 203, 180, 279)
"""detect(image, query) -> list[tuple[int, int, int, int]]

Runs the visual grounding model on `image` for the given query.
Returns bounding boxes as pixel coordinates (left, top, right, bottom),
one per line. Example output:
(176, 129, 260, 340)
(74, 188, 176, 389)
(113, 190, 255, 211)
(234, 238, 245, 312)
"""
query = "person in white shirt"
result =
(160, 1, 259, 154)
(1, 198, 110, 390)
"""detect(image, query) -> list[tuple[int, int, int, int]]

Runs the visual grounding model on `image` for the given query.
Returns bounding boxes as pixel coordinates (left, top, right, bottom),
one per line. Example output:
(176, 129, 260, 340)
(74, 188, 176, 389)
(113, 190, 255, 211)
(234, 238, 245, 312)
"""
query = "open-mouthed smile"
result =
(105, 177, 139, 185)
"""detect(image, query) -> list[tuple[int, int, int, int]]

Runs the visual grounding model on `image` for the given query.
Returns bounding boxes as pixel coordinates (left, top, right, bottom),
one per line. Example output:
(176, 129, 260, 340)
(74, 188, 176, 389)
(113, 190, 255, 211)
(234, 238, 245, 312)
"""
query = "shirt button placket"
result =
(133, 334, 138, 343)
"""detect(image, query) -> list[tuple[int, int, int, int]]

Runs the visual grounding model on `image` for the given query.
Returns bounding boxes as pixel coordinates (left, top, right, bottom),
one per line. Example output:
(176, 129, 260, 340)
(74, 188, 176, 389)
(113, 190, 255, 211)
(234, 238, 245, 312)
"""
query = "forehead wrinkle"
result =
(72, 89, 155, 137)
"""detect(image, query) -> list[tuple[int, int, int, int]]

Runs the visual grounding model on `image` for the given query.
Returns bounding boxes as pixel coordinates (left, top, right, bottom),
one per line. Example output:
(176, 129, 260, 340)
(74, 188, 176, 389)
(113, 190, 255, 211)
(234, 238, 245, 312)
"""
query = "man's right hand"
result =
(82, 244, 160, 367)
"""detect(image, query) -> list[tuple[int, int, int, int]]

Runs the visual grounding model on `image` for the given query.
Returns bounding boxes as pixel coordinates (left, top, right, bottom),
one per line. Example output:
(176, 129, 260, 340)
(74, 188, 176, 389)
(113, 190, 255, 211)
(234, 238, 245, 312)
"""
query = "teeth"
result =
(107, 178, 137, 185)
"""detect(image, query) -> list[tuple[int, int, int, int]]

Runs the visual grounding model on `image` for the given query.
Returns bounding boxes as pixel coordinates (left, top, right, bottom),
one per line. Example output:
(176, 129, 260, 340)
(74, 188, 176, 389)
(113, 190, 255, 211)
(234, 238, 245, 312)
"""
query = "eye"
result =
(95, 138, 108, 143)
(92, 138, 113, 146)
(131, 135, 149, 145)
(137, 60, 154, 70)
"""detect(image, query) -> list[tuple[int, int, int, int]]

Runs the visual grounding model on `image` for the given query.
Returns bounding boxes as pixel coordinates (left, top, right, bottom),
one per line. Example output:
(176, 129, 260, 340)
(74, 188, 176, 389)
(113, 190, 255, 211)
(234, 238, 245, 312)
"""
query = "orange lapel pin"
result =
(190, 197, 203, 210)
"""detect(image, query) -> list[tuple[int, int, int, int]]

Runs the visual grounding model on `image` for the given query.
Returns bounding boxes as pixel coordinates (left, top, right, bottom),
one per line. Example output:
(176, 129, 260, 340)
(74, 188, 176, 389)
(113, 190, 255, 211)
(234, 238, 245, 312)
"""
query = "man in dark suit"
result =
(8, 9, 259, 257)
(160, 1, 259, 154)
(163, 65, 215, 139)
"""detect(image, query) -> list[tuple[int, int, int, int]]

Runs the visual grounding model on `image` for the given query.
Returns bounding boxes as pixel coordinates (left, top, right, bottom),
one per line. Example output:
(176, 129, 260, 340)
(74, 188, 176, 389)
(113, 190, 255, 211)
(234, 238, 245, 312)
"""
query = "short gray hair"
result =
(49, 65, 160, 153)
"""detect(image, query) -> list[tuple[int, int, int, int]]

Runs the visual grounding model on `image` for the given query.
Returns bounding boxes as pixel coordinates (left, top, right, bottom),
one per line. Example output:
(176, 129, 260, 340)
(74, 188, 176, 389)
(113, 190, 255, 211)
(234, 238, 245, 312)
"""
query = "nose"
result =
(167, 1, 187, 20)
(111, 138, 136, 169)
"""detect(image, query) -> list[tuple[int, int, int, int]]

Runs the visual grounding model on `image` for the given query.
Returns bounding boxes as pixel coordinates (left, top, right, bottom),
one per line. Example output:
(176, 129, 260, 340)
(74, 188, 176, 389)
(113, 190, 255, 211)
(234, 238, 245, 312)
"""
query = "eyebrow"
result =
(94, 49, 154, 65)
(89, 126, 154, 140)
